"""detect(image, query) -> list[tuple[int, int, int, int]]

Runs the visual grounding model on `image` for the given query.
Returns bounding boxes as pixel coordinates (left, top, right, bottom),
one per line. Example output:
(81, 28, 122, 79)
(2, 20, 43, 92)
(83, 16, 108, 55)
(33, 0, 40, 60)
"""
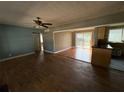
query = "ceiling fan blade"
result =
(33, 17, 52, 29)
(33, 20, 37, 22)
(33, 20, 42, 25)
(37, 17, 41, 20)
(42, 25, 49, 28)
(42, 23, 52, 25)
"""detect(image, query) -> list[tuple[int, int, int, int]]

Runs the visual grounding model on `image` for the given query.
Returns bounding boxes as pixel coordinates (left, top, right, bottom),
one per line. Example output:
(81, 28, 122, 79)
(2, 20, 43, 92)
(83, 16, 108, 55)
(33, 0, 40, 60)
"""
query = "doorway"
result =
(75, 31, 92, 49)
(32, 32, 44, 53)
(74, 31, 92, 62)
(40, 33, 44, 51)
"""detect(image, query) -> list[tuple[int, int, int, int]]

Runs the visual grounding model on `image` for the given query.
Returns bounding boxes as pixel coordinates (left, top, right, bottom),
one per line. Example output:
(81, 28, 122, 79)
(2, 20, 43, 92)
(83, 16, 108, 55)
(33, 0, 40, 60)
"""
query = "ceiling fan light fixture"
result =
(35, 25, 40, 29)
(44, 28, 50, 32)
(33, 17, 52, 29)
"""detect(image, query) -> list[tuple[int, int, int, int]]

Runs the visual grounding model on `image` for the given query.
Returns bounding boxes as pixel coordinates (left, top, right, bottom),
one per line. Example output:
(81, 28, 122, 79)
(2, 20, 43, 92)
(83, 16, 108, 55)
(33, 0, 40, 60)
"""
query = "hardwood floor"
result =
(0, 52, 124, 91)
(58, 48, 92, 62)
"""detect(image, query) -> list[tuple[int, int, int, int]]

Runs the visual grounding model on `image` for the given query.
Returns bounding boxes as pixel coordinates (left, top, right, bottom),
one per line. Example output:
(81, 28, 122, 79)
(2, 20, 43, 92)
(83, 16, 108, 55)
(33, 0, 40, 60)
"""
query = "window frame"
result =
(108, 27, 124, 43)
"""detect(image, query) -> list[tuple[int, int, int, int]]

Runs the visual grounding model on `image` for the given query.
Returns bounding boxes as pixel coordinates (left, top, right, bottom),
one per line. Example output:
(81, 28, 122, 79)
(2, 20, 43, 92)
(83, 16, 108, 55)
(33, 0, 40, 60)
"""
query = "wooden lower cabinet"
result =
(91, 48, 112, 68)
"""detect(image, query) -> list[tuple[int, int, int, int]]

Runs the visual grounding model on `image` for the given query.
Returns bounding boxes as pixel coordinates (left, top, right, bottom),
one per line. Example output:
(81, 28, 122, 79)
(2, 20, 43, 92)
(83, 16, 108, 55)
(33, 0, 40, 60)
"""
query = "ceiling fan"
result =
(33, 17, 52, 28)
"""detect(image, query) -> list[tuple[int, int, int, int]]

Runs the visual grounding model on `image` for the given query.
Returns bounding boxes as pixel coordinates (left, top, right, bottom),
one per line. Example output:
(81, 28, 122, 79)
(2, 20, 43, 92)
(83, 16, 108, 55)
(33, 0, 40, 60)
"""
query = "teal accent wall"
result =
(0, 24, 40, 60)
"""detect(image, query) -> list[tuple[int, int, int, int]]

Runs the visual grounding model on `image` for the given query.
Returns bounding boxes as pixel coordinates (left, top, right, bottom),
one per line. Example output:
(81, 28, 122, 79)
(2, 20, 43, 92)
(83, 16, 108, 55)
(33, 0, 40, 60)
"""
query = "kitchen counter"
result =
(91, 45, 112, 68)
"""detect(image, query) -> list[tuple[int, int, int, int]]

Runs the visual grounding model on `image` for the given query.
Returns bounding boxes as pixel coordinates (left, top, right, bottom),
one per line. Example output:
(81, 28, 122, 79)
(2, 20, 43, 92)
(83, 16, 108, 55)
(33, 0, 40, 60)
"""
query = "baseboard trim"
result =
(0, 52, 35, 62)
(54, 47, 72, 53)
(44, 50, 54, 54)
(44, 47, 72, 54)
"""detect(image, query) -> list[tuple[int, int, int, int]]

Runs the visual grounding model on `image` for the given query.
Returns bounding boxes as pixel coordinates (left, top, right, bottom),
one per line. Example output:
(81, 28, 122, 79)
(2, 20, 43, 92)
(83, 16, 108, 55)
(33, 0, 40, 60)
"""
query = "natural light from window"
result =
(108, 28, 124, 43)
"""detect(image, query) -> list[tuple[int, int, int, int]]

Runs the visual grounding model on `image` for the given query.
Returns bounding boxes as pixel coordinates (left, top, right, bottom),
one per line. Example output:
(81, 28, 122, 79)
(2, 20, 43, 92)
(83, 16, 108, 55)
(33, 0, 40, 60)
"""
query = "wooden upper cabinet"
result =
(97, 27, 106, 39)
(93, 26, 109, 46)
(96, 26, 109, 40)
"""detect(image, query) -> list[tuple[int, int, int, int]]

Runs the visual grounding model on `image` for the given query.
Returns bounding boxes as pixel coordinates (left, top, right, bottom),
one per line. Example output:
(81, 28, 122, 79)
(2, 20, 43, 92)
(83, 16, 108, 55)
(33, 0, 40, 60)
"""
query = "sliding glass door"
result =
(75, 32, 92, 49)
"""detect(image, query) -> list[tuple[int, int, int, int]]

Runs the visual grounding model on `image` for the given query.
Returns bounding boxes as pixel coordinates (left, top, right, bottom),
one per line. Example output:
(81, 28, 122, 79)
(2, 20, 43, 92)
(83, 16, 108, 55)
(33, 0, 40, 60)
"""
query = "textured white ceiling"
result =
(0, 1, 124, 28)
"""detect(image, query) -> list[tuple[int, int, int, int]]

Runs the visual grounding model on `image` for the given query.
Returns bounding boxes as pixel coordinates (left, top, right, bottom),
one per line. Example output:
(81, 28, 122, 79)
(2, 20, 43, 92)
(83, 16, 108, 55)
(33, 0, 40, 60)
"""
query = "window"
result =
(75, 32, 92, 48)
(108, 28, 124, 43)
(122, 30, 124, 41)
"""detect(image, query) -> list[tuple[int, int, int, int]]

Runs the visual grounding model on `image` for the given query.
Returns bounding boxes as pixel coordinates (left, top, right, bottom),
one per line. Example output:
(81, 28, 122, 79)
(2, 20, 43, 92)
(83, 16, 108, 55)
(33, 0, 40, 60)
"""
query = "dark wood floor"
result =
(0, 52, 124, 92)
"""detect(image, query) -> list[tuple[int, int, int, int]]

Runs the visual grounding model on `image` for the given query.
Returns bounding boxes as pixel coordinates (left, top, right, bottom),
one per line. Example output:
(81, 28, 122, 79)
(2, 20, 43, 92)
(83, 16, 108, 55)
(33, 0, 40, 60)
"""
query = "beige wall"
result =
(54, 32, 72, 51)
